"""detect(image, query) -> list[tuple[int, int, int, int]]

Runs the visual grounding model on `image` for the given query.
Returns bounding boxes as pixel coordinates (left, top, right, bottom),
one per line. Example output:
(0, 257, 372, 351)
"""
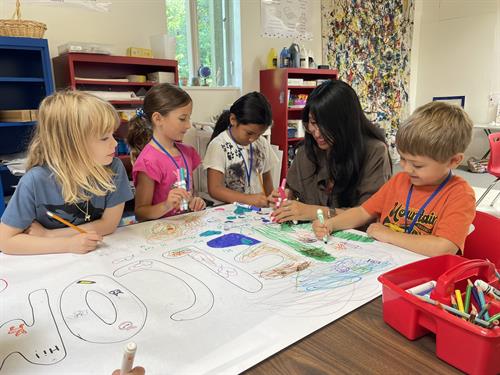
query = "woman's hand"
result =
(189, 196, 206, 212)
(270, 199, 311, 223)
(267, 188, 291, 208)
(66, 231, 103, 254)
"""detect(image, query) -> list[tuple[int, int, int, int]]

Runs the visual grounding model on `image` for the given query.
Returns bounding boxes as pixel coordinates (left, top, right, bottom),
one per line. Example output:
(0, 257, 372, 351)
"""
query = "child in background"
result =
(313, 101, 475, 256)
(0, 91, 133, 255)
(127, 83, 205, 221)
(204, 92, 275, 207)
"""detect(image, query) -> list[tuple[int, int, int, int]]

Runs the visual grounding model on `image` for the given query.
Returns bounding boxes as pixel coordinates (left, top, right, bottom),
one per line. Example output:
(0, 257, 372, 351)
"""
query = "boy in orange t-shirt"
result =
(312, 101, 475, 256)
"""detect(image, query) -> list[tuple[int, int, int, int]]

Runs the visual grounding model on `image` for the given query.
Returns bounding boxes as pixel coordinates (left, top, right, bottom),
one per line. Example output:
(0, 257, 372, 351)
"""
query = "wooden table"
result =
(244, 297, 461, 375)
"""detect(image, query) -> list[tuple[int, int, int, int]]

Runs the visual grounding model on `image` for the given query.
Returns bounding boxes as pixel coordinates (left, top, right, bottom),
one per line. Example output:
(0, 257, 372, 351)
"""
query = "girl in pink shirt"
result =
(127, 84, 205, 220)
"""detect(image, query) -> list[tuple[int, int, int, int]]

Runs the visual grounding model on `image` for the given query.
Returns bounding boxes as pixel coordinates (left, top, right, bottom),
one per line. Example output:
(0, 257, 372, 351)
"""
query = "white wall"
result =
(239, 0, 323, 94)
(411, 0, 498, 160)
(0, 0, 166, 58)
(0, 0, 237, 123)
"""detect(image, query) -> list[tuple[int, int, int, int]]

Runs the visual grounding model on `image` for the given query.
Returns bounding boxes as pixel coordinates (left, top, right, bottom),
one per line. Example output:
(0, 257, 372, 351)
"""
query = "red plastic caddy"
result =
(378, 254, 500, 375)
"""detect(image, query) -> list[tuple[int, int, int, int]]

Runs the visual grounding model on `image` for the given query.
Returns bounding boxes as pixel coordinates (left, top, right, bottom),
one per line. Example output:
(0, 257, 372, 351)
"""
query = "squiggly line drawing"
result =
(236, 243, 311, 280)
(114, 260, 214, 321)
(163, 246, 262, 293)
(0, 279, 7, 293)
(0, 289, 66, 370)
(59, 275, 147, 343)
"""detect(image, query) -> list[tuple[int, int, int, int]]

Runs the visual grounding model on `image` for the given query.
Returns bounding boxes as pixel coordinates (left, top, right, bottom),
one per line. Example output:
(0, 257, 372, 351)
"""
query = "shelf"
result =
(0, 121, 36, 128)
(75, 79, 155, 87)
(109, 100, 144, 105)
(288, 107, 305, 111)
(0, 77, 45, 83)
(288, 85, 316, 89)
(66, 53, 177, 68)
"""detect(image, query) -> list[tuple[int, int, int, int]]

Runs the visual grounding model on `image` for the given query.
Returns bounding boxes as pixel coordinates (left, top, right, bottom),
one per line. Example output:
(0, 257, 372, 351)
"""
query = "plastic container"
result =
(58, 42, 112, 55)
(150, 34, 176, 59)
(378, 255, 500, 375)
(279, 47, 289, 68)
(267, 48, 277, 69)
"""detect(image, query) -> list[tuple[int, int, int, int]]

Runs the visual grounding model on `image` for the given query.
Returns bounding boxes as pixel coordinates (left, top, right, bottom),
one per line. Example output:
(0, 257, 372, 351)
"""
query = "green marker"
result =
(464, 280, 473, 314)
(316, 208, 328, 244)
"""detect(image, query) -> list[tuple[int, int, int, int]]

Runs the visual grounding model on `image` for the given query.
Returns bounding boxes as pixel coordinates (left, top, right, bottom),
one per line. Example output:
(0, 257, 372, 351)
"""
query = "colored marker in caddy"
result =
(316, 209, 328, 244)
(120, 342, 137, 375)
(405, 280, 436, 296)
(475, 279, 500, 300)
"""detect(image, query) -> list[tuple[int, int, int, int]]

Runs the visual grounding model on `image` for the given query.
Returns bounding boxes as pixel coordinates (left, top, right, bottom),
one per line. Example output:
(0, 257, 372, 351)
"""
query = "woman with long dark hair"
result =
(270, 79, 392, 223)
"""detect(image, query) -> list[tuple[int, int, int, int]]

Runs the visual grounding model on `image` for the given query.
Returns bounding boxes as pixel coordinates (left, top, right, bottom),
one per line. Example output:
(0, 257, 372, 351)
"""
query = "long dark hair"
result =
(127, 83, 192, 161)
(210, 91, 272, 142)
(302, 79, 387, 207)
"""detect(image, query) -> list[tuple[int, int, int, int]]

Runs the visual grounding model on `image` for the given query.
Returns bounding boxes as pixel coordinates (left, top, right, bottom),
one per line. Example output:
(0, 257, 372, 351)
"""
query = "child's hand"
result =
(189, 196, 206, 211)
(252, 194, 269, 208)
(312, 218, 330, 240)
(112, 366, 145, 375)
(66, 231, 102, 254)
(24, 221, 48, 237)
(165, 188, 191, 212)
(366, 222, 392, 243)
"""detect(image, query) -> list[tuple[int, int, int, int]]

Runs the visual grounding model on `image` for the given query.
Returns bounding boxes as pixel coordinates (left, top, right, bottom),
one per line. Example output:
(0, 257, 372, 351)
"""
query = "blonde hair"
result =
(396, 101, 473, 162)
(27, 90, 119, 203)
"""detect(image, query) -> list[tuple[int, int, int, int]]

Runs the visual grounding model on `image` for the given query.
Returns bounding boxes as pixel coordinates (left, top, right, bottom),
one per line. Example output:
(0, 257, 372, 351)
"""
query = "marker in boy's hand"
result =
(312, 216, 331, 241)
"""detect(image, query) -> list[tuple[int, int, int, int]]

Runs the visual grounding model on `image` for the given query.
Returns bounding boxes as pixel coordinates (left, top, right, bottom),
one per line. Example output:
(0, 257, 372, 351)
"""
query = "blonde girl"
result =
(0, 91, 133, 255)
(127, 83, 205, 220)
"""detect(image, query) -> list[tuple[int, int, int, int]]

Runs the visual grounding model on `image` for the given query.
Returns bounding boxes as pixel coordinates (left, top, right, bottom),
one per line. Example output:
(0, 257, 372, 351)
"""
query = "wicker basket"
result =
(0, 0, 46, 38)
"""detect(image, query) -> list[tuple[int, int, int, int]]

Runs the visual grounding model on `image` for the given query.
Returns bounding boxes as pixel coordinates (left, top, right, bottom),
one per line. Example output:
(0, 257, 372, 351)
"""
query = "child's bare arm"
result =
(0, 222, 102, 255)
(365, 223, 458, 256)
(134, 172, 190, 220)
(312, 206, 375, 240)
(207, 169, 268, 207)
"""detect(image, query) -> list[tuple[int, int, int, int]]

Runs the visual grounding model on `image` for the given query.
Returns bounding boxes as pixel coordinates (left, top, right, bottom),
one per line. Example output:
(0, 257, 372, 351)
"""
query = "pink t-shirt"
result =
(132, 143, 201, 217)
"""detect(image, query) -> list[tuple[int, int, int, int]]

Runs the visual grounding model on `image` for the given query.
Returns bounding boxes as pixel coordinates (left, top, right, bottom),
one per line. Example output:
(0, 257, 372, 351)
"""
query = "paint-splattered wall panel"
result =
(322, 0, 415, 156)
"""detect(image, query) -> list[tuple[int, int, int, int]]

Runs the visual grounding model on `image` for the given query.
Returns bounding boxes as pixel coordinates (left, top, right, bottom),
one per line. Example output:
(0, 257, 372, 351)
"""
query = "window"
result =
(166, 0, 239, 87)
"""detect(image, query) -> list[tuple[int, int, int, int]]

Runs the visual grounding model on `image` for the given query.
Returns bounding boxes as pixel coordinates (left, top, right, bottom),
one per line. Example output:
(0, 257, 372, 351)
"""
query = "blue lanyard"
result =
(404, 171, 452, 233)
(228, 127, 253, 187)
(152, 136, 190, 191)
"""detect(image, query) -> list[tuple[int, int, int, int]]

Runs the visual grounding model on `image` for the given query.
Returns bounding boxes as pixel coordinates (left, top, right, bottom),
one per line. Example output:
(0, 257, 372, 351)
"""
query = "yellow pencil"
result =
(258, 173, 266, 195)
(455, 289, 465, 314)
(47, 211, 87, 234)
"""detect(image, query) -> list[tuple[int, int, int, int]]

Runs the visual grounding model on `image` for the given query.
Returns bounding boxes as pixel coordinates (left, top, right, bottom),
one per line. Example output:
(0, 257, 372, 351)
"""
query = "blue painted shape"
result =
(234, 206, 252, 215)
(200, 230, 222, 237)
(207, 233, 260, 248)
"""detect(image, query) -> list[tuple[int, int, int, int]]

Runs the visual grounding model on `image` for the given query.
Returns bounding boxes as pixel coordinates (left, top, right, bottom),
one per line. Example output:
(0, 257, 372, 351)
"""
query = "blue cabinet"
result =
(0, 36, 54, 215)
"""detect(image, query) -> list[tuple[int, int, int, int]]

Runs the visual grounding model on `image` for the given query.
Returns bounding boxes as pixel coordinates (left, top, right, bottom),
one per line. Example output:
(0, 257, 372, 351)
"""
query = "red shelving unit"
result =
(259, 68, 338, 180)
(52, 53, 178, 178)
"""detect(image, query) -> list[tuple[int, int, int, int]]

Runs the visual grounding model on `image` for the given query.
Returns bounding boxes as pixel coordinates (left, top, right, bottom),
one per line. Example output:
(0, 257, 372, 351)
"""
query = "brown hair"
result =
(396, 101, 473, 162)
(126, 83, 192, 162)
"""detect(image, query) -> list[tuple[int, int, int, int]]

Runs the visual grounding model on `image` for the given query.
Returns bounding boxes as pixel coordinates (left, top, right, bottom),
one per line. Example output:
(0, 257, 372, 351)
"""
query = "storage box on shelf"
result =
(259, 68, 338, 179)
(52, 53, 178, 176)
(0, 36, 54, 214)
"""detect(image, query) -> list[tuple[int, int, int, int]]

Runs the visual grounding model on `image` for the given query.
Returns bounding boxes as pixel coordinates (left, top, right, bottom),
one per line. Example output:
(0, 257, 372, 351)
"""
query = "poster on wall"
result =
(261, 0, 312, 40)
(21, 0, 110, 12)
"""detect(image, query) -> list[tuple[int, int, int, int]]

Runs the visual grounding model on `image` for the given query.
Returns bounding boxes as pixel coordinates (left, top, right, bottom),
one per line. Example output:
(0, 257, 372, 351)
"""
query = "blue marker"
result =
(233, 202, 261, 212)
